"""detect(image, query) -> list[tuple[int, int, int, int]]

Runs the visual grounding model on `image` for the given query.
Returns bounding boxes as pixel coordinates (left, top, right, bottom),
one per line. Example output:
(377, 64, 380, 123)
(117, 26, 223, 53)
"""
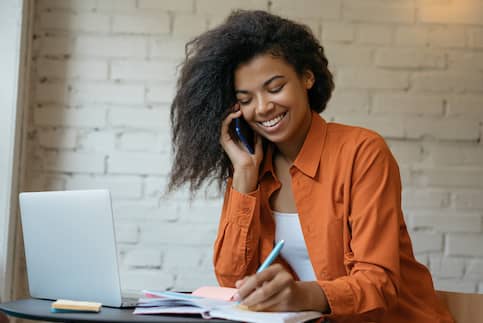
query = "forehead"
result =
(234, 54, 297, 88)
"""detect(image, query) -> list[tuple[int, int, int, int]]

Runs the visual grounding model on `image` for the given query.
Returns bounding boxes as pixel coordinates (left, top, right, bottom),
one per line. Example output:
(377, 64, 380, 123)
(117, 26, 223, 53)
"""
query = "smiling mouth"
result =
(258, 112, 287, 128)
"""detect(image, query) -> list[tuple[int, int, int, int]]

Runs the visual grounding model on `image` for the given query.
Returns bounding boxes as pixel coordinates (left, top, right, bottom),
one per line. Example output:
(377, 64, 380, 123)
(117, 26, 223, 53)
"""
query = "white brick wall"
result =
(23, 0, 483, 294)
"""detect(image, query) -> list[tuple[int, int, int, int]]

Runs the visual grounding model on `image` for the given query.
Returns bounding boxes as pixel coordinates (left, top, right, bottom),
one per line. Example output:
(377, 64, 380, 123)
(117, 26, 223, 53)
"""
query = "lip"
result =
(257, 112, 287, 134)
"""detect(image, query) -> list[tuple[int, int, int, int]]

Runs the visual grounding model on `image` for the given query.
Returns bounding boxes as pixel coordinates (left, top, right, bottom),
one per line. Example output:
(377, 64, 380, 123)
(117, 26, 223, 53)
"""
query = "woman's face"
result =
(234, 53, 314, 150)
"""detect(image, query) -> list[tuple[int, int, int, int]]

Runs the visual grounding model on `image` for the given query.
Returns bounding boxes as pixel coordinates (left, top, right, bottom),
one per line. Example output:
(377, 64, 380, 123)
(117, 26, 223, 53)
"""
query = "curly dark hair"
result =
(168, 10, 334, 195)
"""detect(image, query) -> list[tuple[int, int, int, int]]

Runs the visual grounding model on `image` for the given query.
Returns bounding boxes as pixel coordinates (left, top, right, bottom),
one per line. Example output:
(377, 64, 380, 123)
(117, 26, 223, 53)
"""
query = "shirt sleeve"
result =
(213, 178, 261, 287)
(317, 133, 402, 320)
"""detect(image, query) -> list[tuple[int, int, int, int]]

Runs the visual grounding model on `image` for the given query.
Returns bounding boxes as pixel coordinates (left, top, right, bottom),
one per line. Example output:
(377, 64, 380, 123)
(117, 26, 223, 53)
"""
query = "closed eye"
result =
(268, 84, 284, 93)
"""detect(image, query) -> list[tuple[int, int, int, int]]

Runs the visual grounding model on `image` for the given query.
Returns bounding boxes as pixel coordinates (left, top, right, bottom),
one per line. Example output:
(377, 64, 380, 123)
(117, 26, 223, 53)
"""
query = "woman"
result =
(168, 10, 453, 323)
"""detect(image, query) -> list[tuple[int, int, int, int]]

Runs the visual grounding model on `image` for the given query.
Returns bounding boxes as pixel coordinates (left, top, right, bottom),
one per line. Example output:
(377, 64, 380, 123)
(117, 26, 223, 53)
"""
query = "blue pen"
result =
(256, 240, 285, 273)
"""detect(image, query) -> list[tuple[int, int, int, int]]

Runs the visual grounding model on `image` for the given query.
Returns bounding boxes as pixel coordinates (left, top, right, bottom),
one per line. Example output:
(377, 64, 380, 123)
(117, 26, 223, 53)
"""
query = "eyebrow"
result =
(235, 75, 285, 95)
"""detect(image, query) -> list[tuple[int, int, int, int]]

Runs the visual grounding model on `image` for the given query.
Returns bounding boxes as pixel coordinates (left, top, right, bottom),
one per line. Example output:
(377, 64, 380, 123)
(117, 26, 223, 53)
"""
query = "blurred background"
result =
(2, 0, 483, 304)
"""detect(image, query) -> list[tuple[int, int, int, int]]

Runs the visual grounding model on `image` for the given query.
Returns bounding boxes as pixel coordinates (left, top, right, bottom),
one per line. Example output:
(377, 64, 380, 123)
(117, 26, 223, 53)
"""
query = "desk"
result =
(0, 299, 241, 323)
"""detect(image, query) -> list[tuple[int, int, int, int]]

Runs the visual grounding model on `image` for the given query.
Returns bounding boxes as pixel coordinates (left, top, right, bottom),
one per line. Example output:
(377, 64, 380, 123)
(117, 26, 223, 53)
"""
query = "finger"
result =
(242, 269, 292, 307)
(235, 277, 248, 289)
(238, 264, 284, 302)
(248, 288, 290, 312)
(220, 109, 242, 143)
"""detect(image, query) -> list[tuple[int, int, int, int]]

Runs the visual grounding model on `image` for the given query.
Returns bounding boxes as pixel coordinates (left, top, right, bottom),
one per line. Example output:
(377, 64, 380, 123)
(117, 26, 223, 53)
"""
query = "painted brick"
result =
(120, 269, 174, 291)
(324, 45, 373, 67)
(73, 36, 147, 58)
(452, 190, 483, 209)
(23, 173, 67, 192)
(37, 0, 97, 11)
(77, 130, 116, 152)
(469, 28, 483, 49)
(108, 152, 170, 175)
(410, 231, 443, 253)
(386, 140, 422, 164)
(149, 37, 187, 59)
(433, 279, 476, 293)
(178, 203, 222, 225)
(163, 246, 204, 270)
(466, 260, 483, 280)
(395, 26, 428, 46)
(174, 271, 218, 291)
(372, 94, 443, 116)
(144, 176, 195, 201)
(428, 27, 466, 48)
(36, 59, 108, 80)
(402, 188, 449, 209)
(139, 0, 194, 12)
(414, 168, 483, 188)
(332, 114, 405, 138)
(109, 108, 169, 130)
(423, 143, 483, 166)
(111, 60, 178, 81)
(447, 234, 483, 257)
(429, 255, 465, 278)
(44, 151, 105, 173)
(65, 175, 143, 199)
(322, 22, 355, 42)
(96, 0, 137, 11)
(140, 223, 217, 246)
(40, 12, 110, 32)
(146, 83, 176, 103)
(38, 129, 77, 149)
(37, 36, 72, 56)
(34, 83, 69, 103)
(271, 0, 341, 19)
(115, 223, 139, 244)
(70, 83, 145, 104)
(112, 13, 170, 34)
(119, 132, 167, 152)
(111, 200, 165, 221)
(419, 1, 483, 25)
(411, 72, 483, 93)
(375, 49, 446, 69)
(405, 118, 480, 141)
(409, 211, 482, 233)
(337, 68, 408, 90)
(448, 52, 483, 72)
(123, 249, 162, 268)
(447, 94, 483, 119)
(173, 14, 207, 37)
(357, 25, 392, 45)
(196, 0, 268, 16)
(33, 107, 107, 128)
(343, 2, 415, 23)
(323, 90, 369, 118)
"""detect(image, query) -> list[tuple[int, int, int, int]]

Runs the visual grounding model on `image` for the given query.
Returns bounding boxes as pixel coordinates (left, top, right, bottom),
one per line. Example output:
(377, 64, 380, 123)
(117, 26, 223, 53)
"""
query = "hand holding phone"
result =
(234, 117, 255, 154)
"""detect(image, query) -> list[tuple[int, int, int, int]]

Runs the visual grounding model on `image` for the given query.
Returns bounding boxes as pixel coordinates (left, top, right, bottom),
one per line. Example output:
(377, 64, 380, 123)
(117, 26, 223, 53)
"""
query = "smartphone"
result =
(234, 117, 255, 154)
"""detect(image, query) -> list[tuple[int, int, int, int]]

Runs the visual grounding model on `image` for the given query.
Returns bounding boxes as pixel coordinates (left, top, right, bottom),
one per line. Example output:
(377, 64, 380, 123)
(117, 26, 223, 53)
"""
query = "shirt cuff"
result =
(227, 186, 259, 227)
(317, 278, 355, 317)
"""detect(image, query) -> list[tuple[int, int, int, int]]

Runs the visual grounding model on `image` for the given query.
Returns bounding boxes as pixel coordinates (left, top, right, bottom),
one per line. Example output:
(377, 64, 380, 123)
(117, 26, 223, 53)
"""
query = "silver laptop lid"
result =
(19, 189, 123, 307)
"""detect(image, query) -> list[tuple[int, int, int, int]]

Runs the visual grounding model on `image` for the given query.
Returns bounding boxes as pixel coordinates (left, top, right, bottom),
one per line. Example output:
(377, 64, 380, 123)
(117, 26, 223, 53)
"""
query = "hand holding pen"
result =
(233, 239, 329, 312)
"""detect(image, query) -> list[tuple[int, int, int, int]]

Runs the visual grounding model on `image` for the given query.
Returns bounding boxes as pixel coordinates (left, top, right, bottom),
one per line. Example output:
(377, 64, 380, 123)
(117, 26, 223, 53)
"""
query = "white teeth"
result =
(260, 113, 285, 127)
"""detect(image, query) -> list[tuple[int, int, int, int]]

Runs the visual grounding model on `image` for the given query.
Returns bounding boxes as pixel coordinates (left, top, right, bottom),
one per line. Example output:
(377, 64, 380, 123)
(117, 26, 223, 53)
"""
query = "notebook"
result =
(134, 287, 323, 323)
(19, 189, 137, 308)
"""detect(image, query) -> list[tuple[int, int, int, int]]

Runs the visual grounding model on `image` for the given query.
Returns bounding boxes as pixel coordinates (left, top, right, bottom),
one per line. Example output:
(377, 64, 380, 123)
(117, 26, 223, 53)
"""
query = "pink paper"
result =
(192, 286, 237, 301)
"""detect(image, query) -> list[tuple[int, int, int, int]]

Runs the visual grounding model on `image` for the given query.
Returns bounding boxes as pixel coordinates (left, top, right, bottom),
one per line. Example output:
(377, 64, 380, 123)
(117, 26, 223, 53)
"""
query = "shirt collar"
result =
(260, 111, 327, 179)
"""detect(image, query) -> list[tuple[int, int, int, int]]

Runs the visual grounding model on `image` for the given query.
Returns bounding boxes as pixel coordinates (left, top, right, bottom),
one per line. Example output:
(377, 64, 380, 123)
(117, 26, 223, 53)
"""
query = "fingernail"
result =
(232, 293, 240, 301)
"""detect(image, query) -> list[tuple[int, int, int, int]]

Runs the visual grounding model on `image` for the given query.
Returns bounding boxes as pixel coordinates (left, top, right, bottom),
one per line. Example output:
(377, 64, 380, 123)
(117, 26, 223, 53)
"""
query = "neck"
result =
(275, 111, 312, 162)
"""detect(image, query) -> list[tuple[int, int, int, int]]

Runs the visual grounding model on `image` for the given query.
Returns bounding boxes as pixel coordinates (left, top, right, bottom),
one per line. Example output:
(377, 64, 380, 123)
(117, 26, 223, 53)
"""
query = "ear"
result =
(303, 69, 315, 90)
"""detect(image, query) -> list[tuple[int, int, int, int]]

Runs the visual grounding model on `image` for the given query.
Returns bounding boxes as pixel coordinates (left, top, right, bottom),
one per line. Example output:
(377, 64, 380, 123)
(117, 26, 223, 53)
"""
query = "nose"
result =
(255, 94, 275, 115)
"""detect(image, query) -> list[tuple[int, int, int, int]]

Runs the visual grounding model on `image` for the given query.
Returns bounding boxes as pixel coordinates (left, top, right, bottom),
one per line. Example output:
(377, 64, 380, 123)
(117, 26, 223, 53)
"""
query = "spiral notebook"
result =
(133, 287, 322, 323)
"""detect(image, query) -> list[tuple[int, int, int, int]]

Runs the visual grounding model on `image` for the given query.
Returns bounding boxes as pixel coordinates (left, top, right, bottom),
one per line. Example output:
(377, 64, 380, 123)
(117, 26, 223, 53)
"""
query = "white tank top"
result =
(273, 211, 316, 281)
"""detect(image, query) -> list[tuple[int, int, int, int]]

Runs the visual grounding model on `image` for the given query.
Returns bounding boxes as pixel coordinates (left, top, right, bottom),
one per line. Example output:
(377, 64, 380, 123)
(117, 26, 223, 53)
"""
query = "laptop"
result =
(19, 189, 137, 307)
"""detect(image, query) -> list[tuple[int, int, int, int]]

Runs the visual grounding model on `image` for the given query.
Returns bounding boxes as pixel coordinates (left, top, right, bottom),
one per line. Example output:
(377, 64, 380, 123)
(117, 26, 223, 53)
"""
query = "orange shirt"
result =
(213, 112, 453, 322)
